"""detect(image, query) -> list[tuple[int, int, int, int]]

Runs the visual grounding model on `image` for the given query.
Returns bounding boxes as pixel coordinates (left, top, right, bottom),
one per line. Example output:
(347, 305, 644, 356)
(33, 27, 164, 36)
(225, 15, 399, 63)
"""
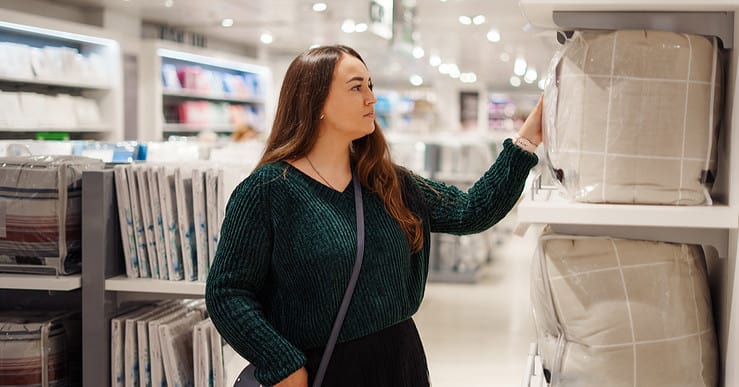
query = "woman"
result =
(205, 45, 542, 387)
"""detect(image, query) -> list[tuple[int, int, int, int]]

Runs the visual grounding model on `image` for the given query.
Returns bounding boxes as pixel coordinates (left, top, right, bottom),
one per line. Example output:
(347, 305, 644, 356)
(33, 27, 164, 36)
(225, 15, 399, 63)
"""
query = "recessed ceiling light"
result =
(412, 46, 425, 59)
(260, 32, 273, 44)
(164, 0, 173, 7)
(458, 16, 472, 25)
(221, 18, 234, 28)
(410, 75, 423, 86)
(355, 23, 368, 32)
(472, 15, 486, 25)
(312, 2, 327, 12)
(538, 79, 546, 90)
(510, 76, 521, 87)
(487, 29, 501, 42)
(429, 55, 442, 67)
(524, 68, 538, 83)
(460, 72, 477, 83)
(342, 19, 355, 33)
(514, 57, 527, 76)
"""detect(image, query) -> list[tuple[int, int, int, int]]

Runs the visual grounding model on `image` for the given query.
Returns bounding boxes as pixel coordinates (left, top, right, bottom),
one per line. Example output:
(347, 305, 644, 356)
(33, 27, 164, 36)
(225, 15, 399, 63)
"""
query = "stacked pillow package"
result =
(543, 29, 722, 205)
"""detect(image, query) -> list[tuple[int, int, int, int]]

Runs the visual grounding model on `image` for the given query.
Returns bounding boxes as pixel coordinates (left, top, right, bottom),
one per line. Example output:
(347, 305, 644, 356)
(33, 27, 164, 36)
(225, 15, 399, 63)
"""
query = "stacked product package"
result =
(0, 311, 82, 387)
(532, 29, 722, 386)
(0, 155, 104, 275)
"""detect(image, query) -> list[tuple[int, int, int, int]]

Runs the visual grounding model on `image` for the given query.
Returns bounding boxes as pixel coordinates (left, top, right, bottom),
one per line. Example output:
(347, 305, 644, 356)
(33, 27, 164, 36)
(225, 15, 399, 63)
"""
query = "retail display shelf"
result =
(0, 273, 81, 291)
(105, 275, 205, 296)
(0, 124, 111, 132)
(162, 88, 263, 104)
(519, 0, 738, 28)
(518, 193, 738, 229)
(0, 75, 110, 90)
(163, 123, 233, 132)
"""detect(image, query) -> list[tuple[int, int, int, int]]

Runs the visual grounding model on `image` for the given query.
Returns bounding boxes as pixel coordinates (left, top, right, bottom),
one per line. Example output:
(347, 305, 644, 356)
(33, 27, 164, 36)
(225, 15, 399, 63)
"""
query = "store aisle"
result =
(415, 213, 539, 387)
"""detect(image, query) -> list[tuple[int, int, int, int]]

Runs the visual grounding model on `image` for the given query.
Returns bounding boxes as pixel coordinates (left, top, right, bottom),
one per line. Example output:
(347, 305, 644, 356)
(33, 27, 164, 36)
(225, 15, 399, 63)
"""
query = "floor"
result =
(415, 214, 539, 387)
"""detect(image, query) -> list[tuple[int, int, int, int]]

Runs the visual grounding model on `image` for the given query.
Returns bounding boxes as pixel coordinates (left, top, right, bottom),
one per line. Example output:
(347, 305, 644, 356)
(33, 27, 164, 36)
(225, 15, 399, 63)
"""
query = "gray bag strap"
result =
(234, 171, 365, 387)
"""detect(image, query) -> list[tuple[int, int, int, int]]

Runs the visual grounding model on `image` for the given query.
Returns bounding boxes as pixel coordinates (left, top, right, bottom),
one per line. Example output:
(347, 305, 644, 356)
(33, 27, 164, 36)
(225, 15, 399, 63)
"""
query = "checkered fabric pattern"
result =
(544, 30, 722, 205)
(531, 232, 719, 386)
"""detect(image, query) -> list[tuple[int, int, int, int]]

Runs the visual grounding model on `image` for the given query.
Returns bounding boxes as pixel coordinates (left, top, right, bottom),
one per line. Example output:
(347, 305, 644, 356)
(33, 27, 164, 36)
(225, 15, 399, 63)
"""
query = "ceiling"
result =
(52, 0, 560, 91)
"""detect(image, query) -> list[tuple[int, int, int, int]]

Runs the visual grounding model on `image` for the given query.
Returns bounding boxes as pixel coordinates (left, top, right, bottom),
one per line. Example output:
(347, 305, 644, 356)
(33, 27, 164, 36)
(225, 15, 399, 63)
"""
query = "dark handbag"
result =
(234, 172, 366, 387)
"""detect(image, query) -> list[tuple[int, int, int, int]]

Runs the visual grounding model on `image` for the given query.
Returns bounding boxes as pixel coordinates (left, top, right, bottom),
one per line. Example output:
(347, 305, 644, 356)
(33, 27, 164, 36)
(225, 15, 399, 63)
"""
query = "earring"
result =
(320, 114, 325, 120)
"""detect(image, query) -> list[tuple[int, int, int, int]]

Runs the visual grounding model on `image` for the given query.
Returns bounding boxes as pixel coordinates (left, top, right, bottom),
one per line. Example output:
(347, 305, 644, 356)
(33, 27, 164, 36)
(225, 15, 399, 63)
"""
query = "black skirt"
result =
(304, 318, 431, 387)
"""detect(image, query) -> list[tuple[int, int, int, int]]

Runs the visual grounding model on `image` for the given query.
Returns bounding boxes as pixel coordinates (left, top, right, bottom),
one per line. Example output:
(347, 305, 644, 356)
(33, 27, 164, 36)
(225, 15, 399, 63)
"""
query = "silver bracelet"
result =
(513, 136, 538, 153)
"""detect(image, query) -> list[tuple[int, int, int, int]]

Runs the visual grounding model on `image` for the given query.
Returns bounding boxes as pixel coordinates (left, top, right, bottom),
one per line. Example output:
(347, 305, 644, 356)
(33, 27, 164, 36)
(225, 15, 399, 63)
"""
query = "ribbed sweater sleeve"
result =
(205, 169, 306, 386)
(416, 138, 538, 234)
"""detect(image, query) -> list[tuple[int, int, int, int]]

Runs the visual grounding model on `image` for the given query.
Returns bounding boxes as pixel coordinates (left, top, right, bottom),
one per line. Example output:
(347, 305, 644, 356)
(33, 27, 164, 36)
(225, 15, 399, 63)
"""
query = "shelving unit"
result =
(0, 9, 123, 141)
(0, 273, 82, 291)
(105, 275, 205, 296)
(518, 1, 739, 386)
(138, 40, 272, 141)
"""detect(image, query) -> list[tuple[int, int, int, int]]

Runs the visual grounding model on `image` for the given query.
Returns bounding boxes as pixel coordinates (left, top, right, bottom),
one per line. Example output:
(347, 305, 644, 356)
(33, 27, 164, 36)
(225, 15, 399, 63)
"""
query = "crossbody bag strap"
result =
(235, 172, 365, 387)
(311, 171, 365, 387)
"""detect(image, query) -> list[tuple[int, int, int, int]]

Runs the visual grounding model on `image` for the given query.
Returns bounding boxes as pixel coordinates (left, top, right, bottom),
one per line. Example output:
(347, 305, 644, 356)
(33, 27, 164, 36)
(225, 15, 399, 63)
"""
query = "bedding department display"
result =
(543, 29, 723, 205)
(0, 155, 104, 275)
(531, 231, 719, 387)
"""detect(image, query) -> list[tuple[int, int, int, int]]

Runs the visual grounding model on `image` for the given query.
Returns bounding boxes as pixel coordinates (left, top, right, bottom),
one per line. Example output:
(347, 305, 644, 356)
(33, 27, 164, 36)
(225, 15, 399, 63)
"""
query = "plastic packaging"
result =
(542, 30, 723, 205)
(531, 230, 718, 386)
(0, 155, 104, 275)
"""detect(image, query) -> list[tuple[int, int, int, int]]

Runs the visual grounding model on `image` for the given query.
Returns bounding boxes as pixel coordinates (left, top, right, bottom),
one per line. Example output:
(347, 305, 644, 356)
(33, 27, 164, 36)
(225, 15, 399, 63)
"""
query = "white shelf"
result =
(0, 124, 111, 132)
(105, 275, 205, 296)
(163, 88, 263, 104)
(0, 74, 110, 90)
(518, 193, 738, 229)
(520, 0, 739, 29)
(0, 273, 81, 291)
(163, 123, 233, 132)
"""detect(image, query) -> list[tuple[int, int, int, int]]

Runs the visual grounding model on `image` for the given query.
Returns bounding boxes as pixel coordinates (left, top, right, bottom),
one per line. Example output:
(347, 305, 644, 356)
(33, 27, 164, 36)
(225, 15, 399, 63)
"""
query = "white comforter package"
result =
(531, 231, 718, 387)
(543, 30, 723, 205)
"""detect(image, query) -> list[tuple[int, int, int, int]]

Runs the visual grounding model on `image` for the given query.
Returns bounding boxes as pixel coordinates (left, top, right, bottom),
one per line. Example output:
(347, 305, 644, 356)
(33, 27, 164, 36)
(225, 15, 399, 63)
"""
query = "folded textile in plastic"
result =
(543, 30, 723, 204)
(531, 230, 718, 386)
(0, 311, 81, 387)
(0, 155, 104, 275)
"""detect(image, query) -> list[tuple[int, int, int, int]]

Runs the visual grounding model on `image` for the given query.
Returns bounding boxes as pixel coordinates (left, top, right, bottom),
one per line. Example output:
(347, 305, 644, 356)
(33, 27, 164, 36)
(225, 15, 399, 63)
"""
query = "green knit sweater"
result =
(205, 139, 538, 385)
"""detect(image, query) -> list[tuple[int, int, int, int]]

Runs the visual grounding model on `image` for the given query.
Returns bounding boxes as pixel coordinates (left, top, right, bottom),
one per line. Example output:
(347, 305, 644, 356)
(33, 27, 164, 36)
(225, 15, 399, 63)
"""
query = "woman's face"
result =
(320, 53, 377, 140)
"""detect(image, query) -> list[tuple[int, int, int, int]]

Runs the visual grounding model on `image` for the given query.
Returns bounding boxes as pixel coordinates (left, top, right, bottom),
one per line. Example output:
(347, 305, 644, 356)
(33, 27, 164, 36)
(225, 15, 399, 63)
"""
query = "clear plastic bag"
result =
(531, 230, 718, 386)
(542, 30, 723, 205)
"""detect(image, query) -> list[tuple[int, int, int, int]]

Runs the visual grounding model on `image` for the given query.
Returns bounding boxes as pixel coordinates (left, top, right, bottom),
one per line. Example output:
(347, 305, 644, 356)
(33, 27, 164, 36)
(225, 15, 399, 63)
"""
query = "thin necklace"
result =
(305, 155, 338, 191)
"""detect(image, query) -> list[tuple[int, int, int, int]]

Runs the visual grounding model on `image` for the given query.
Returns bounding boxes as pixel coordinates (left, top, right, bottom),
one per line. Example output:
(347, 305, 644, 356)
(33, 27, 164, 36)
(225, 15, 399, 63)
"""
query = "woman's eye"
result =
(351, 85, 362, 91)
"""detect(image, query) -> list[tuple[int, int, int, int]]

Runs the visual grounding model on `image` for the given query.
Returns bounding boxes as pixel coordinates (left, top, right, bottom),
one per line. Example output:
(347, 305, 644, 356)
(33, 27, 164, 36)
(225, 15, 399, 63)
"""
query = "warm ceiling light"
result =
(510, 76, 521, 87)
(524, 68, 538, 83)
(473, 15, 486, 25)
(487, 29, 501, 42)
(429, 55, 442, 67)
(221, 18, 234, 27)
(312, 2, 327, 12)
(460, 72, 477, 83)
(412, 46, 425, 59)
(355, 23, 368, 32)
(260, 32, 273, 44)
(514, 57, 527, 76)
(458, 16, 472, 25)
(410, 75, 423, 86)
(342, 19, 355, 33)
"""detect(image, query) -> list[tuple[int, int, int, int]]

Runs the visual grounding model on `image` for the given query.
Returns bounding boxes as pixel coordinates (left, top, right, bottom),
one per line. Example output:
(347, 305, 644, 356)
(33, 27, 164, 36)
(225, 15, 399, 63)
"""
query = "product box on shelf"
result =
(0, 155, 104, 275)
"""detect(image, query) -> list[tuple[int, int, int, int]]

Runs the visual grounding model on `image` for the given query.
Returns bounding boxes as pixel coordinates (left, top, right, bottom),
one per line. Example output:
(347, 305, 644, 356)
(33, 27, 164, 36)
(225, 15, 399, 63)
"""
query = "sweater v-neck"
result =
(278, 160, 354, 196)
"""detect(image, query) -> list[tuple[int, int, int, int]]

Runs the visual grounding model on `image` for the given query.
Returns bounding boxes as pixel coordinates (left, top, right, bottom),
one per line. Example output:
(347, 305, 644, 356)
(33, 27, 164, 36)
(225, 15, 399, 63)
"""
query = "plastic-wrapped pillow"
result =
(531, 230, 718, 386)
(542, 30, 723, 205)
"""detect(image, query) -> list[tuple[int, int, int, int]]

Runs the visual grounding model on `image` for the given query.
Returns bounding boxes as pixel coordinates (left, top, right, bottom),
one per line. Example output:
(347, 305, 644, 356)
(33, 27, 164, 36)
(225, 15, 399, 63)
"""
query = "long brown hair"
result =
(256, 45, 423, 252)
